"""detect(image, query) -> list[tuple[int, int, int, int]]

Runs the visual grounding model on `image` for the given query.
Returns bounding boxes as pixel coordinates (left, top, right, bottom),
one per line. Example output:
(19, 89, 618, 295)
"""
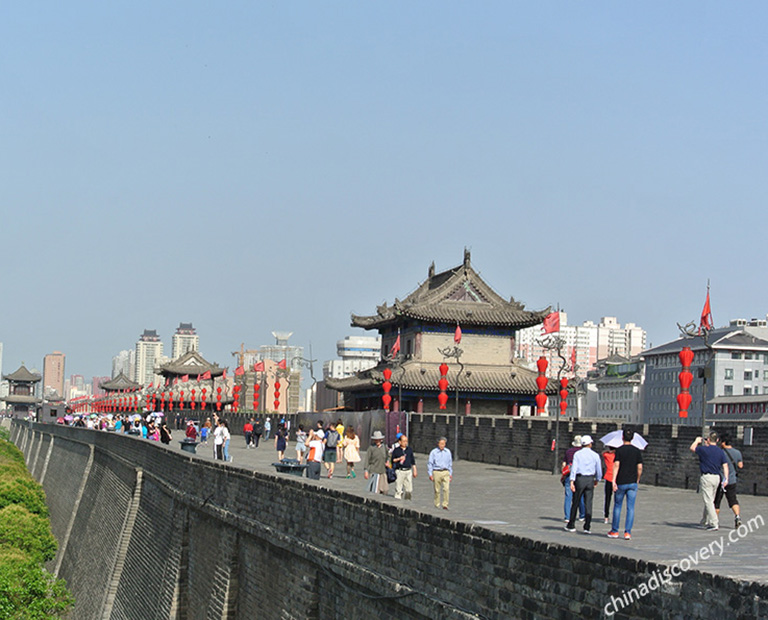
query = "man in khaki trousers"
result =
(428, 437, 453, 510)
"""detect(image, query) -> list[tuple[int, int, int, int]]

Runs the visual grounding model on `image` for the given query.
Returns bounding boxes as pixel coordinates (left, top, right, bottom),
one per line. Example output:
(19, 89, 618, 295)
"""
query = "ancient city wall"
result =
(408, 414, 768, 497)
(12, 421, 768, 619)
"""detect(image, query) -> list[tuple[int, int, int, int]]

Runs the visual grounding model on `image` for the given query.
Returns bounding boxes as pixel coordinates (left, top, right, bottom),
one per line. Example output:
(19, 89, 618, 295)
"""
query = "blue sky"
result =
(1, 2, 766, 379)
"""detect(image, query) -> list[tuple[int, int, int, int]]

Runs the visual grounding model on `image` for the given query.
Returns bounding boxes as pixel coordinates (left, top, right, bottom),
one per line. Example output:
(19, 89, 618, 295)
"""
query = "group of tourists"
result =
(561, 427, 745, 539)
(279, 419, 361, 479)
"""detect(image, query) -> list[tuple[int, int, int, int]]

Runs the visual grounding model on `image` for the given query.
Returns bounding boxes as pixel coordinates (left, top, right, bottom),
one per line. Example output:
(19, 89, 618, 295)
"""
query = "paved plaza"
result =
(189, 436, 768, 585)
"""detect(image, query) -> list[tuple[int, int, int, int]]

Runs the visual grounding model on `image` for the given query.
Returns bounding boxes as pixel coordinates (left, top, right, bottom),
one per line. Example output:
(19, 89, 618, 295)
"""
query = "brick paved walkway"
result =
(190, 436, 768, 584)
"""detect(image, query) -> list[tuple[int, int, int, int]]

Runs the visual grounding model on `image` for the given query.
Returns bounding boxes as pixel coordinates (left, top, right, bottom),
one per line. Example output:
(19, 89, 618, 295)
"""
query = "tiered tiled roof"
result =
(99, 372, 141, 392)
(3, 364, 42, 383)
(156, 350, 225, 378)
(351, 251, 549, 330)
(325, 360, 557, 396)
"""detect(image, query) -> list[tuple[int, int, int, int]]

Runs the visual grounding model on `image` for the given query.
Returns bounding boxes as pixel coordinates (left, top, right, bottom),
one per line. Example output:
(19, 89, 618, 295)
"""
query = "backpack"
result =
(326, 430, 340, 448)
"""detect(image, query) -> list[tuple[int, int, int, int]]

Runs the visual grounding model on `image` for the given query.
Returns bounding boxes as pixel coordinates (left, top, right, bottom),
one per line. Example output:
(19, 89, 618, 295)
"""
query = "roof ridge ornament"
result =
(463, 247, 471, 270)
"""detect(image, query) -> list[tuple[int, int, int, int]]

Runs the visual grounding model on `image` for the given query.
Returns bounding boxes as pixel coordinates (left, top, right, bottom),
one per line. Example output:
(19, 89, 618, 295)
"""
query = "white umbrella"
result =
(599, 430, 648, 450)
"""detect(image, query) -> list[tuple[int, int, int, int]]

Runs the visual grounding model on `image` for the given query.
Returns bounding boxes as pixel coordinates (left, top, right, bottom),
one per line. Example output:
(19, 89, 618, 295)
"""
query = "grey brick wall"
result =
(12, 421, 768, 620)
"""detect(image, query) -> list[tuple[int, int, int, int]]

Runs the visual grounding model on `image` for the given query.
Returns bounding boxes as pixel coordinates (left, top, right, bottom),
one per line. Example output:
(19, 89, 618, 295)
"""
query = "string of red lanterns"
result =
(559, 377, 568, 416)
(535, 357, 549, 415)
(273, 378, 281, 411)
(216, 386, 222, 411)
(253, 383, 260, 412)
(678, 346, 694, 418)
(438, 363, 449, 410)
(233, 385, 241, 413)
(382, 368, 393, 411)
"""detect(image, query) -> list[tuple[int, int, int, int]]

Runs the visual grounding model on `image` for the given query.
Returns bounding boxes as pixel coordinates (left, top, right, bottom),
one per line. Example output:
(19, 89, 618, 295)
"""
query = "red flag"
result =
(390, 334, 401, 358)
(173, 378, 179, 386)
(277, 359, 287, 370)
(148, 383, 153, 389)
(165, 378, 170, 387)
(222, 369, 227, 380)
(235, 366, 245, 376)
(570, 347, 577, 371)
(181, 374, 189, 383)
(200, 371, 212, 381)
(254, 361, 265, 372)
(699, 288, 713, 334)
(542, 311, 560, 334)
(454, 324, 462, 344)
(196, 374, 201, 382)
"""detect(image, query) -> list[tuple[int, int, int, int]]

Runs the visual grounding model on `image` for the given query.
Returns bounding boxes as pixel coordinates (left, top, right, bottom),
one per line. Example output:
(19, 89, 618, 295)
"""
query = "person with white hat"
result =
(564, 435, 602, 534)
(364, 431, 389, 494)
(562, 435, 585, 522)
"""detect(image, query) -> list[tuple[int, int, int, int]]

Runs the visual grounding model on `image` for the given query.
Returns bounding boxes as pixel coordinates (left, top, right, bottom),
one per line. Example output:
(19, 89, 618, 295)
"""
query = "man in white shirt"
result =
(565, 435, 602, 534)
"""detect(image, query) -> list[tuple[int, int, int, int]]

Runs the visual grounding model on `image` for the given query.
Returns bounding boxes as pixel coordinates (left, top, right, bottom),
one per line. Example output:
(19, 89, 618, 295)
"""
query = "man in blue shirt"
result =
(428, 437, 452, 510)
(565, 435, 602, 533)
(690, 432, 729, 531)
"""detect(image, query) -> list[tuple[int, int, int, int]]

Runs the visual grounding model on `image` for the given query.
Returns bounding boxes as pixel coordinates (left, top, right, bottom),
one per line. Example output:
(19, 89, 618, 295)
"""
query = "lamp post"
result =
(537, 334, 569, 475)
(291, 352, 318, 411)
(438, 342, 464, 461)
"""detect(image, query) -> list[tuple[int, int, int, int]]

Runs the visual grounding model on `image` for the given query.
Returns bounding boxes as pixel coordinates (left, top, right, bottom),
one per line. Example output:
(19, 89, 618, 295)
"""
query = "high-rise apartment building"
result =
(516, 313, 647, 379)
(112, 349, 136, 379)
(323, 336, 382, 379)
(171, 323, 199, 360)
(135, 330, 163, 387)
(43, 351, 66, 398)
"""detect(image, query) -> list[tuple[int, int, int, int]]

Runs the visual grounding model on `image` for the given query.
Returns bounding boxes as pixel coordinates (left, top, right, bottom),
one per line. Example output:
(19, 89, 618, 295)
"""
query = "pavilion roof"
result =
(325, 359, 557, 396)
(351, 251, 549, 330)
(99, 372, 142, 392)
(156, 350, 225, 378)
(3, 365, 41, 383)
(1, 394, 41, 404)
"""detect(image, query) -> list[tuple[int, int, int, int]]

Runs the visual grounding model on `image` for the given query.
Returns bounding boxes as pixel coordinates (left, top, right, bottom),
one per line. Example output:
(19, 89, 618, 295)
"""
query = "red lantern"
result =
(678, 371, 693, 390)
(679, 347, 694, 368)
(678, 346, 694, 418)
(438, 377, 449, 392)
(559, 400, 568, 413)
(383, 368, 393, 381)
(559, 389, 568, 401)
(536, 356, 549, 415)
(439, 363, 449, 377)
(437, 392, 449, 409)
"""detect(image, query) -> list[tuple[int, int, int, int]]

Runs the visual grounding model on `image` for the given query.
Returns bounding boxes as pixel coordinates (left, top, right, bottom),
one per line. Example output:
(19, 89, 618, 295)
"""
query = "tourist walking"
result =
(562, 436, 585, 522)
(335, 419, 345, 463)
(565, 435, 602, 533)
(690, 432, 729, 531)
(252, 418, 263, 447)
(222, 421, 232, 462)
(200, 418, 212, 444)
(343, 426, 361, 478)
(274, 424, 287, 461)
(323, 423, 341, 478)
(295, 425, 308, 463)
(306, 430, 324, 480)
(608, 429, 643, 540)
(391, 434, 417, 500)
(364, 431, 389, 494)
(715, 434, 743, 528)
(159, 420, 172, 445)
(602, 446, 616, 523)
(213, 419, 227, 461)
(427, 437, 453, 510)
(264, 417, 272, 440)
(243, 419, 254, 448)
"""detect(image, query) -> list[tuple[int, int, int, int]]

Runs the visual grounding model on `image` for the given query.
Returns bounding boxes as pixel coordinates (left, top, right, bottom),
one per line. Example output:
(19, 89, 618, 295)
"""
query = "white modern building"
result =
(323, 335, 382, 380)
(642, 318, 768, 426)
(171, 322, 199, 360)
(516, 313, 647, 379)
(134, 330, 163, 387)
(112, 349, 136, 380)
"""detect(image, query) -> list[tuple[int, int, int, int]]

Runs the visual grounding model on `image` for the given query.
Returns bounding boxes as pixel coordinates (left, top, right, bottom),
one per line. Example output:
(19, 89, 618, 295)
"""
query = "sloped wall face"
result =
(11, 421, 768, 620)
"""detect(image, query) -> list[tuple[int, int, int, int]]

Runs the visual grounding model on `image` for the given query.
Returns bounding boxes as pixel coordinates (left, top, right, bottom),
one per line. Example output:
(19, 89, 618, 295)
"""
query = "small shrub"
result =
(0, 478, 48, 517)
(0, 505, 57, 563)
(0, 548, 73, 620)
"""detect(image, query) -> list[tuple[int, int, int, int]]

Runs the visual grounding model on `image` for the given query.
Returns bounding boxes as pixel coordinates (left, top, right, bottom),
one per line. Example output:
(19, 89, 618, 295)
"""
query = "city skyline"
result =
(2, 3, 767, 379)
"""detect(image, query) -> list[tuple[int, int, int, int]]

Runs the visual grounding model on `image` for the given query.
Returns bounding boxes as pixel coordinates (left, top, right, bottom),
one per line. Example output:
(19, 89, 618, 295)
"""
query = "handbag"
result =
(386, 466, 397, 483)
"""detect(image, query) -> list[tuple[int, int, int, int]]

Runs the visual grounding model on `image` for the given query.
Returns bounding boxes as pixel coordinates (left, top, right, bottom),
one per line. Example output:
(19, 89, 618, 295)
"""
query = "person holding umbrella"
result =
(608, 429, 644, 540)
